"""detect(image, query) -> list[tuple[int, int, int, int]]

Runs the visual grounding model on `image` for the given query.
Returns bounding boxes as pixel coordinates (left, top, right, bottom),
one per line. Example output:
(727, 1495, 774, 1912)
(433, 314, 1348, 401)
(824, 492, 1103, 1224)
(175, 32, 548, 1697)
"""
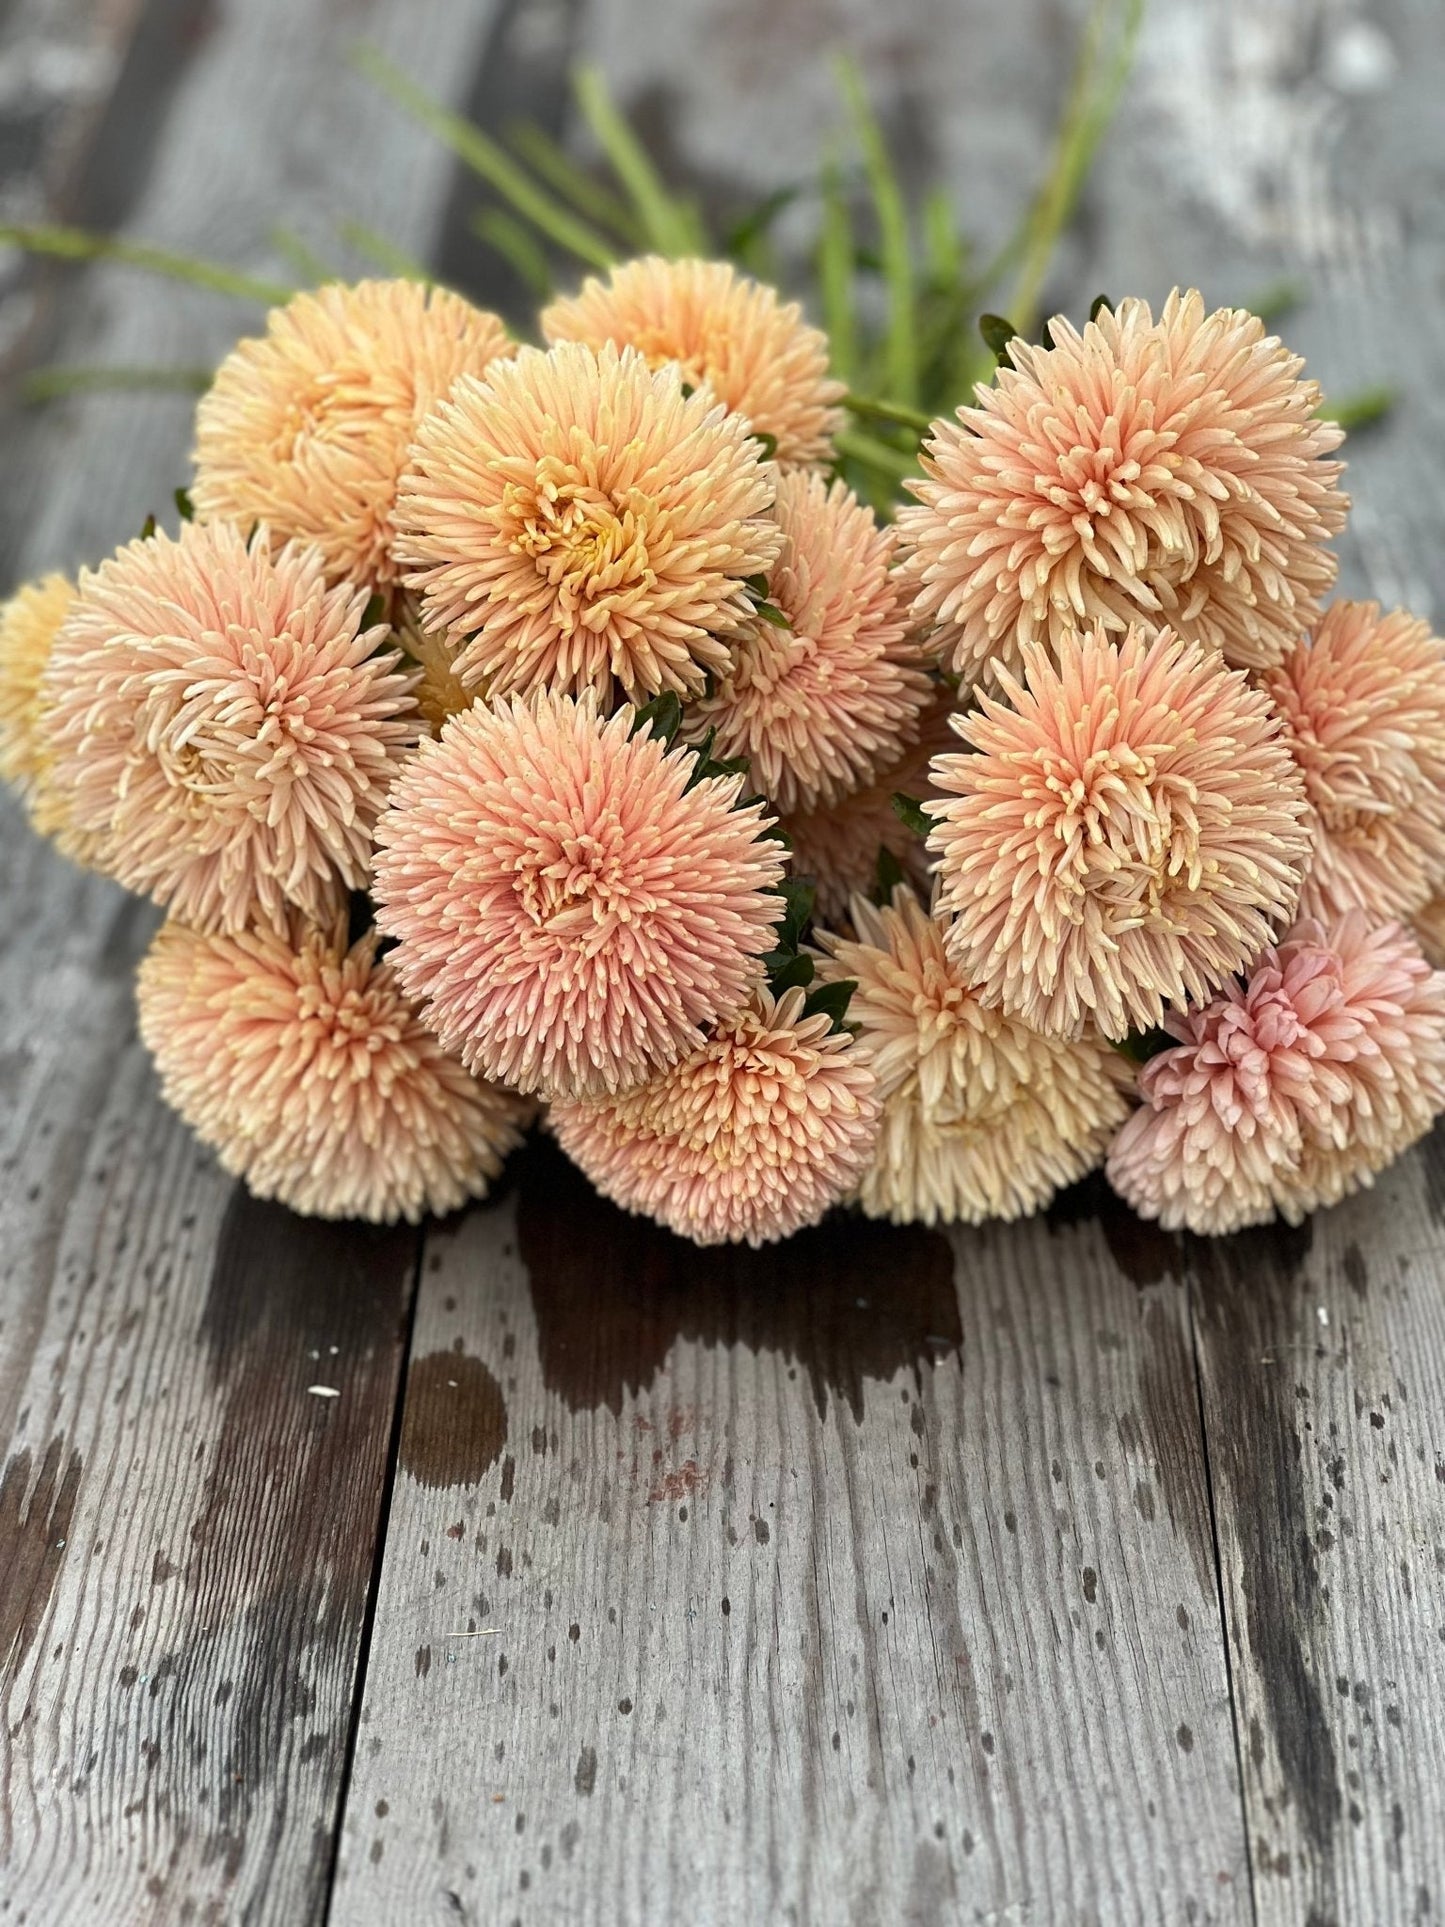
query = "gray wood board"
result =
(0, 0, 503, 1917)
(331, 1145, 1249, 1926)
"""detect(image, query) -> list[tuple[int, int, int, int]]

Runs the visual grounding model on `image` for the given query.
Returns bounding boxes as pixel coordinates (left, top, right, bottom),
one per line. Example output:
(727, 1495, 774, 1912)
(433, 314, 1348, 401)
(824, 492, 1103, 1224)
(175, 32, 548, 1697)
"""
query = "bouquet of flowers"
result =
(4, 51, 1444, 1250)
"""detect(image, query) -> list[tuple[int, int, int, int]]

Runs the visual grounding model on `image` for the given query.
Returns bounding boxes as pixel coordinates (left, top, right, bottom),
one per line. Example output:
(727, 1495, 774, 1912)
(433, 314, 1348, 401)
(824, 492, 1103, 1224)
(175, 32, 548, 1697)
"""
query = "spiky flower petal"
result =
(393, 340, 781, 708)
(928, 622, 1311, 1039)
(1108, 915, 1445, 1233)
(39, 520, 417, 933)
(1266, 600, 1445, 922)
(542, 255, 844, 469)
(191, 279, 513, 588)
(550, 986, 878, 1245)
(373, 691, 786, 1100)
(138, 916, 531, 1223)
(899, 290, 1347, 691)
(817, 888, 1130, 1223)
(684, 472, 930, 813)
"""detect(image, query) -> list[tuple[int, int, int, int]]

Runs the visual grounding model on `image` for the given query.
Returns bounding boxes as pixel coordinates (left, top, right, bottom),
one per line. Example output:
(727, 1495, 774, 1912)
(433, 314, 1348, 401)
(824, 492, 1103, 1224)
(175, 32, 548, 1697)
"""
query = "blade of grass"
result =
(817, 157, 859, 388)
(1321, 385, 1395, 433)
(835, 55, 917, 406)
(836, 427, 918, 480)
(1006, 0, 1144, 339)
(270, 224, 333, 286)
(572, 65, 707, 256)
(843, 391, 932, 434)
(471, 207, 555, 299)
(354, 44, 616, 270)
(338, 219, 432, 281)
(0, 222, 289, 304)
(508, 122, 644, 246)
(22, 363, 213, 404)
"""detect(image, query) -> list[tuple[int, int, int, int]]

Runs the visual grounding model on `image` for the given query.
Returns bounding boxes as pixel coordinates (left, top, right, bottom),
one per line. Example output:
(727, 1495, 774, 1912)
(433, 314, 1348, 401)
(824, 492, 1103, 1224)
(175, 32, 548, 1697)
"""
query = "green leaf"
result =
(573, 65, 707, 257)
(338, 219, 432, 282)
(1320, 386, 1395, 434)
(725, 185, 801, 262)
(1113, 1026, 1174, 1065)
(471, 207, 554, 297)
(835, 55, 917, 406)
(769, 952, 816, 993)
(874, 844, 906, 903)
(20, 363, 213, 405)
(891, 791, 932, 837)
(751, 430, 779, 462)
(745, 574, 771, 600)
(817, 156, 858, 389)
(835, 427, 916, 482)
(174, 486, 195, 521)
(803, 978, 857, 1030)
(753, 600, 791, 630)
(355, 45, 616, 269)
(1245, 277, 1306, 328)
(773, 877, 816, 950)
(842, 391, 933, 435)
(269, 224, 333, 286)
(507, 121, 644, 245)
(139, 513, 158, 540)
(360, 592, 388, 631)
(0, 222, 291, 305)
(630, 689, 683, 745)
(978, 312, 1018, 364)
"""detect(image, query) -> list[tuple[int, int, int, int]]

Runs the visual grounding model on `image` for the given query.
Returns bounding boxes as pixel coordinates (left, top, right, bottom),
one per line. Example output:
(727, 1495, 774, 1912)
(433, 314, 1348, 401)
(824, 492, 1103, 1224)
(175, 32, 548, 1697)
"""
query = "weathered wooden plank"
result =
(1188, 1143, 1445, 1927)
(332, 1144, 1248, 1925)
(0, 0, 505, 1917)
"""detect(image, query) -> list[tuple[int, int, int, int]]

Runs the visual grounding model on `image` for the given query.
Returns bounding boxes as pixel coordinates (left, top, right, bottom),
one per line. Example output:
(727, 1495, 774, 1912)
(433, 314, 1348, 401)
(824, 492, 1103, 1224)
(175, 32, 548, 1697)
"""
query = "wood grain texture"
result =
(1189, 1152, 1445, 1927)
(331, 1145, 1248, 1926)
(0, 0, 504, 1917)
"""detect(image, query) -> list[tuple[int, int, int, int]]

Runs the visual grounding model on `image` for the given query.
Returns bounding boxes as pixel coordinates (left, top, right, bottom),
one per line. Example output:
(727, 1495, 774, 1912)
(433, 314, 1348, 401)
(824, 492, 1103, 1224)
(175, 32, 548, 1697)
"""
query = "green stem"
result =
(22, 363, 213, 404)
(843, 391, 933, 435)
(573, 65, 707, 257)
(836, 427, 918, 480)
(0, 223, 289, 305)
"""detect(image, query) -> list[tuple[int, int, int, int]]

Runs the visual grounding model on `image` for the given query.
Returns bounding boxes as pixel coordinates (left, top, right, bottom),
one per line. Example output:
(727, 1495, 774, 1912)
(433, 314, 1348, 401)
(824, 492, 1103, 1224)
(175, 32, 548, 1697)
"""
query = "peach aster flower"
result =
(39, 520, 417, 933)
(1266, 600, 1445, 923)
(0, 571, 102, 862)
(817, 888, 1130, 1223)
(393, 340, 781, 707)
(684, 471, 931, 813)
(781, 690, 956, 923)
(373, 691, 786, 1100)
(138, 915, 530, 1223)
(549, 985, 878, 1245)
(1108, 914, 1445, 1233)
(541, 255, 844, 469)
(191, 279, 513, 588)
(928, 622, 1311, 1039)
(899, 290, 1347, 691)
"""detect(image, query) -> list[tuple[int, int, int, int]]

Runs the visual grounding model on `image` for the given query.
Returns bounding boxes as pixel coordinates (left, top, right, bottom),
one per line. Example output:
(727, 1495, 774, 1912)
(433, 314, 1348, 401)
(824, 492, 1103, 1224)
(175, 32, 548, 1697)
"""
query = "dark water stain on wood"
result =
(0, 1435, 82, 1674)
(1190, 1229, 1342, 1910)
(1045, 1169, 1183, 1288)
(399, 1353, 508, 1489)
(514, 1137, 960, 1420)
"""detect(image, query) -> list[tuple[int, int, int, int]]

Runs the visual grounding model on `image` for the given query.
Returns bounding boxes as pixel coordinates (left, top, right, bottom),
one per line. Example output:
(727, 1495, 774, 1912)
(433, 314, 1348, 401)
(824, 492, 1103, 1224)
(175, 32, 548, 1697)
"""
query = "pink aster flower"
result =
(928, 622, 1311, 1038)
(1108, 914, 1445, 1233)
(683, 471, 932, 813)
(541, 255, 845, 468)
(137, 915, 531, 1223)
(191, 279, 514, 588)
(372, 691, 786, 1100)
(550, 985, 878, 1246)
(38, 521, 417, 933)
(817, 888, 1130, 1223)
(898, 290, 1347, 692)
(1266, 600, 1445, 922)
(392, 340, 781, 707)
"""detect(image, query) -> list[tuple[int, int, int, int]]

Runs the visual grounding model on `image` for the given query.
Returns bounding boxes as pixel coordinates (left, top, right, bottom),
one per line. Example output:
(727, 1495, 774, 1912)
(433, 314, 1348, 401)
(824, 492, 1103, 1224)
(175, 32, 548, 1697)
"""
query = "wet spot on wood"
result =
(1044, 1170, 1180, 1286)
(400, 1353, 507, 1489)
(515, 1136, 959, 1420)
(574, 1745, 597, 1794)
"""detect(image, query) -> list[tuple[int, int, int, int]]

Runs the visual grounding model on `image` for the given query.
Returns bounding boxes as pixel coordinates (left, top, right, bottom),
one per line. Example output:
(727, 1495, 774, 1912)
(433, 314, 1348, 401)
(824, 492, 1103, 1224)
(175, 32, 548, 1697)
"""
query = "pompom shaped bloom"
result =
(541, 256, 844, 469)
(137, 916, 530, 1223)
(392, 340, 781, 707)
(1108, 915, 1445, 1233)
(683, 472, 931, 813)
(781, 691, 956, 922)
(1266, 600, 1445, 923)
(373, 691, 786, 1100)
(191, 279, 513, 588)
(39, 520, 417, 934)
(816, 889, 1129, 1224)
(898, 290, 1347, 691)
(928, 623, 1311, 1039)
(0, 572, 72, 804)
(550, 986, 878, 1245)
